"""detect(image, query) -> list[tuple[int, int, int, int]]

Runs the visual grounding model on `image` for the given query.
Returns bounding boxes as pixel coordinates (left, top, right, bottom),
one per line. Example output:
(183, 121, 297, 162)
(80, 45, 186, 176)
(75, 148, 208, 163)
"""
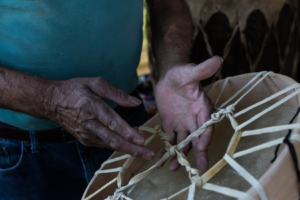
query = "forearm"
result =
(148, 0, 193, 79)
(0, 66, 54, 119)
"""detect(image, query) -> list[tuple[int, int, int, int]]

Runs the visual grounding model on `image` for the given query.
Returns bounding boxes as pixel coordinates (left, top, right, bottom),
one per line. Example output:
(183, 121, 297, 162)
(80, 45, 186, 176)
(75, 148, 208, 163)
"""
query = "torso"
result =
(0, 0, 143, 130)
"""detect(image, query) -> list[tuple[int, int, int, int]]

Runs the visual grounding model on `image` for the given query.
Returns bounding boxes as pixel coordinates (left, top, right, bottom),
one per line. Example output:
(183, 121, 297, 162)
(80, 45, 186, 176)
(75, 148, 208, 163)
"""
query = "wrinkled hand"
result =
(46, 77, 154, 160)
(155, 56, 222, 174)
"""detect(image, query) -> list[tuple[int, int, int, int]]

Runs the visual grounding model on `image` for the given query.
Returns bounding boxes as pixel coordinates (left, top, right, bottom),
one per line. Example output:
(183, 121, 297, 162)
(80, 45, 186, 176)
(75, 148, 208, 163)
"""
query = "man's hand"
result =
(0, 66, 154, 160)
(46, 77, 154, 160)
(155, 57, 222, 174)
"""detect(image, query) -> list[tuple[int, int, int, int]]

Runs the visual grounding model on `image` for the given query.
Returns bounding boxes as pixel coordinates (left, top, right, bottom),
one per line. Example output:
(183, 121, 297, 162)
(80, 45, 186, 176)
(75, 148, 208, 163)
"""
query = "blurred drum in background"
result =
(146, 0, 300, 85)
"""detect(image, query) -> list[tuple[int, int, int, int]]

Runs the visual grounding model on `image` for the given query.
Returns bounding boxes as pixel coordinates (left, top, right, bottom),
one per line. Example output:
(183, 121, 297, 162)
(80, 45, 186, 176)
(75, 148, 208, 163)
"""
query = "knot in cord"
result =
(189, 169, 202, 190)
(211, 104, 235, 121)
(105, 191, 123, 200)
(153, 124, 162, 133)
(225, 104, 235, 114)
(192, 176, 202, 190)
(169, 145, 177, 156)
(211, 112, 222, 121)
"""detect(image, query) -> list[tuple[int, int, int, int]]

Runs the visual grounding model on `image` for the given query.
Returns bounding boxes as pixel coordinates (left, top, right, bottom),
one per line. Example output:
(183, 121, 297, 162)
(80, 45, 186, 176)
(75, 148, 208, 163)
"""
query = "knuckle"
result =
(80, 97, 95, 114)
(81, 120, 100, 132)
(132, 150, 142, 158)
(81, 121, 92, 130)
(124, 132, 134, 141)
(106, 136, 121, 151)
(95, 77, 107, 85)
(107, 118, 118, 131)
(116, 88, 127, 99)
(99, 106, 111, 118)
(77, 132, 95, 147)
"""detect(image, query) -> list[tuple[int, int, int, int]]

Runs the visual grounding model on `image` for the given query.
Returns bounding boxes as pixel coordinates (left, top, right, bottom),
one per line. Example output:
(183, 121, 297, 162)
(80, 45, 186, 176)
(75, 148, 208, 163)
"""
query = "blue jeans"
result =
(0, 103, 148, 200)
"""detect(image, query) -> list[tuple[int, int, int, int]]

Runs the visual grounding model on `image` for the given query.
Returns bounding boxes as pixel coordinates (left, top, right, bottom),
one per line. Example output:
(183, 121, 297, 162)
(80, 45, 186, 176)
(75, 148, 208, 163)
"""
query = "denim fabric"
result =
(0, 103, 148, 200)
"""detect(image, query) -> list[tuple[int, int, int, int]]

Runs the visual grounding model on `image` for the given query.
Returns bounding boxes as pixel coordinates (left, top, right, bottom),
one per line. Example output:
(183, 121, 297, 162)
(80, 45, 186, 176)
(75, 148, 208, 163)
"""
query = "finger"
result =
(97, 100, 146, 145)
(88, 77, 142, 107)
(196, 125, 214, 151)
(193, 148, 209, 175)
(192, 125, 214, 174)
(84, 120, 155, 160)
(169, 130, 191, 171)
(63, 126, 109, 148)
(161, 123, 177, 145)
(189, 56, 223, 82)
(169, 131, 177, 145)
(156, 148, 167, 168)
(79, 137, 110, 148)
(196, 95, 214, 151)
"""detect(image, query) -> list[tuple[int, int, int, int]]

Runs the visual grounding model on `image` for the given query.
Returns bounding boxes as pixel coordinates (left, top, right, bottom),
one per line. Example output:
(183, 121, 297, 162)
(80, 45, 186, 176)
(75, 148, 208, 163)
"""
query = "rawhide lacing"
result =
(84, 72, 300, 200)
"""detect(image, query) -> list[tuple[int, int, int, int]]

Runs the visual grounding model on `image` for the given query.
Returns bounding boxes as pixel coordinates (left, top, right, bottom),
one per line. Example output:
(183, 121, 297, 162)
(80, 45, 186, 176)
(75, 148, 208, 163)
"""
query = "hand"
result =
(155, 56, 222, 174)
(46, 77, 154, 160)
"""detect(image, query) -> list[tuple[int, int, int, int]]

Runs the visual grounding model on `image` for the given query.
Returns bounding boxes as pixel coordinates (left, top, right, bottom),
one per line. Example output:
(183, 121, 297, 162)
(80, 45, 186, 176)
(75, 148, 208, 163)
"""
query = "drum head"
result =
(128, 103, 296, 200)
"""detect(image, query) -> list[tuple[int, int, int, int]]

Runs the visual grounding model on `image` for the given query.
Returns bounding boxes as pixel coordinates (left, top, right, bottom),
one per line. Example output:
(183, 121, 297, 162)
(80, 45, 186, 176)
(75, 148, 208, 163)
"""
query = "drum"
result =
(82, 72, 300, 200)
(147, 0, 300, 85)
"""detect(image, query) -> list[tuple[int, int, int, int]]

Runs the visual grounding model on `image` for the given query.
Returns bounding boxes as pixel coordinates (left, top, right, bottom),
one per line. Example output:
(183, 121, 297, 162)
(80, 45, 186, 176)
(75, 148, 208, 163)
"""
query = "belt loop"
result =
(30, 131, 39, 154)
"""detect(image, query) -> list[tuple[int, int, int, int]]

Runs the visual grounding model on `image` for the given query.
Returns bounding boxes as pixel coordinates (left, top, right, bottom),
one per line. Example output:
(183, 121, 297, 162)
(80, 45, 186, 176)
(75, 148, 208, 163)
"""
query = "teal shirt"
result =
(0, 0, 143, 130)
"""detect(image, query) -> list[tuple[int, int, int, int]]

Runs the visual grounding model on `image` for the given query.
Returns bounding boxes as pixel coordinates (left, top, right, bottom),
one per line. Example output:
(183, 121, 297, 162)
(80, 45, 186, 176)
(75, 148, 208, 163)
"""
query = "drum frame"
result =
(82, 72, 300, 200)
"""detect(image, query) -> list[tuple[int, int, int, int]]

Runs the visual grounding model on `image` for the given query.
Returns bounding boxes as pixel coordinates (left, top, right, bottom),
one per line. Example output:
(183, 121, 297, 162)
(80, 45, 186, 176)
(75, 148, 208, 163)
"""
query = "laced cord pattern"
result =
(84, 72, 300, 200)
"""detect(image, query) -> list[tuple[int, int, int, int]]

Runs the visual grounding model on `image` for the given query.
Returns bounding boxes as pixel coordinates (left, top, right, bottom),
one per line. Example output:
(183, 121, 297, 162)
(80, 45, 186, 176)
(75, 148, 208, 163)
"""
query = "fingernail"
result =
(129, 96, 142, 105)
(143, 152, 155, 160)
(213, 55, 223, 63)
(133, 138, 145, 145)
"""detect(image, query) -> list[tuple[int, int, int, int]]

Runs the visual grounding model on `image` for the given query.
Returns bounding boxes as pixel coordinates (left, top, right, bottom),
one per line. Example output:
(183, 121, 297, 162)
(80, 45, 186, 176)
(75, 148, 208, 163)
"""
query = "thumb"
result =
(191, 56, 223, 82)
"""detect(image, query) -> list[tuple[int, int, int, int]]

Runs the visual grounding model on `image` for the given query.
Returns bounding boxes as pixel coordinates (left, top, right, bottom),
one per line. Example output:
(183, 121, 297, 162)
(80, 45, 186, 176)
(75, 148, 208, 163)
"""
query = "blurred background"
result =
(136, 0, 300, 118)
(136, 4, 157, 118)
